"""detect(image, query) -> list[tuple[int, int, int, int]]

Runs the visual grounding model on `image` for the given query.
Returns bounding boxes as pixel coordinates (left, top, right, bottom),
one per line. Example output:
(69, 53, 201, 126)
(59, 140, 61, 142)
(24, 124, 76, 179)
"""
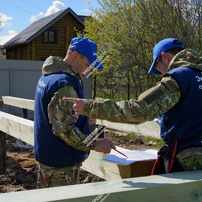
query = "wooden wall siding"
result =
(32, 13, 84, 60)
(6, 48, 15, 59)
(7, 45, 30, 60)
(6, 13, 84, 60)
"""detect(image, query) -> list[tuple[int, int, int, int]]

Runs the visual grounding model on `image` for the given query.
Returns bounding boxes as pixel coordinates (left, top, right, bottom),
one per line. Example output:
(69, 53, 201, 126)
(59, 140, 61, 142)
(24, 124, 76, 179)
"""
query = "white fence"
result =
(0, 59, 92, 118)
(0, 59, 92, 99)
(0, 59, 42, 99)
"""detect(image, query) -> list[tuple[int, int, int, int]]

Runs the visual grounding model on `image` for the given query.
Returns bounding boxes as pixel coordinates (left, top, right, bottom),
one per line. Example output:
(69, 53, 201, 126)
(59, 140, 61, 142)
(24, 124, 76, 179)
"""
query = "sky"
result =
(0, 0, 100, 45)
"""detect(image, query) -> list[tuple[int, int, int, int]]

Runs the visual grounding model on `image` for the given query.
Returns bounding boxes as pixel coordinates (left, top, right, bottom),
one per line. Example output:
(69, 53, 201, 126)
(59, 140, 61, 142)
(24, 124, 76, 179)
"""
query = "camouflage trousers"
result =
(36, 162, 81, 188)
(176, 147, 202, 171)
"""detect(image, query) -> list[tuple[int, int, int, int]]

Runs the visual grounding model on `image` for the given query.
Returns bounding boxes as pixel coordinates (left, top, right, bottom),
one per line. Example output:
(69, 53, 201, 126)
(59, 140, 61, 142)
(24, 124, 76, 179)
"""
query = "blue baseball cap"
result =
(148, 38, 185, 75)
(69, 37, 104, 71)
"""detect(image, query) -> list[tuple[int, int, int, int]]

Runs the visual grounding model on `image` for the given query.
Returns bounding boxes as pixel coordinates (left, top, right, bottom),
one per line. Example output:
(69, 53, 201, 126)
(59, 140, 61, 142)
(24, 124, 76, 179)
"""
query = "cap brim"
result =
(148, 57, 160, 75)
(90, 56, 104, 71)
(93, 59, 104, 71)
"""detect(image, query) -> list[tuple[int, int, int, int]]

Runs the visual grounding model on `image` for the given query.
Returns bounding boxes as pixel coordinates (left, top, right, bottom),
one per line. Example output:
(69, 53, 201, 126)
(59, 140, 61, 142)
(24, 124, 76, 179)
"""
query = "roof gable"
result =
(3, 8, 85, 48)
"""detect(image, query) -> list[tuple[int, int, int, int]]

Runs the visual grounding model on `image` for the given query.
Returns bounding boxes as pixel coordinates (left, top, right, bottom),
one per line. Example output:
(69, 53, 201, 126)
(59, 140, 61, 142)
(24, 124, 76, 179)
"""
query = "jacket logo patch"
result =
(195, 75, 202, 90)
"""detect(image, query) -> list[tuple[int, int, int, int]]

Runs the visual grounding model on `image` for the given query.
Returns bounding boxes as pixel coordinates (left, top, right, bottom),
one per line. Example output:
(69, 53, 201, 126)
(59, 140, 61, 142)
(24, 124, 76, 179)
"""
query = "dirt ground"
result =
(0, 137, 36, 193)
(0, 132, 160, 193)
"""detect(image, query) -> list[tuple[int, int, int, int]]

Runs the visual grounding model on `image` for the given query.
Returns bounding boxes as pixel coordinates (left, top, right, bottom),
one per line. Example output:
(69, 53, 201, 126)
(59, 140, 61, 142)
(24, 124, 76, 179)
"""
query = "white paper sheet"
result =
(104, 146, 158, 165)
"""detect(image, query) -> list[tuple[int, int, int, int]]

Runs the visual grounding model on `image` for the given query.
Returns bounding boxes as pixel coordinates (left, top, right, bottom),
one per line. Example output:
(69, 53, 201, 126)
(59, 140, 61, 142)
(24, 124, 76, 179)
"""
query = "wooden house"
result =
(3, 8, 88, 60)
(0, 46, 6, 59)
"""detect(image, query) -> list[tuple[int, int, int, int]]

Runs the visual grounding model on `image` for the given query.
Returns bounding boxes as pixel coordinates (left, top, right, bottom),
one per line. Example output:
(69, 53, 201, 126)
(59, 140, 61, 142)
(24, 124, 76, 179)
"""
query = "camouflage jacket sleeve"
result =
(48, 85, 90, 152)
(82, 76, 181, 124)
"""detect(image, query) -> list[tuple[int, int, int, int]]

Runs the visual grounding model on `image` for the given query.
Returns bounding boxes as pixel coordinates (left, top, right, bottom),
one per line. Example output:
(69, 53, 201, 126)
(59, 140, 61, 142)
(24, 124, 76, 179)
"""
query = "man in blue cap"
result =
(34, 37, 112, 187)
(68, 38, 202, 174)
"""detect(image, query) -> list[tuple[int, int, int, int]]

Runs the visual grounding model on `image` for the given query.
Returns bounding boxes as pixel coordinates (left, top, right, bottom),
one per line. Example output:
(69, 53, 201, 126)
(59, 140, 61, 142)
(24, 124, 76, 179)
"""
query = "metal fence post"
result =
(0, 131, 6, 173)
(22, 108, 28, 119)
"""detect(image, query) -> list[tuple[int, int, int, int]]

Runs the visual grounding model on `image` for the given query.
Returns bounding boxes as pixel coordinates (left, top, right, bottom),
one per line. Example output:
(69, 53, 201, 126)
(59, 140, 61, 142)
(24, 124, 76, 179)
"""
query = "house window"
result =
(43, 30, 57, 43)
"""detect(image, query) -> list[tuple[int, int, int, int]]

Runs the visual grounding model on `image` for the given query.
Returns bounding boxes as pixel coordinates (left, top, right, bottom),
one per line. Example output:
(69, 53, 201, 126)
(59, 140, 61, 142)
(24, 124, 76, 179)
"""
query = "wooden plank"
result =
(0, 110, 154, 180)
(82, 151, 155, 180)
(2, 96, 34, 111)
(82, 151, 123, 180)
(1, 107, 202, 202)
(1, 96, 160, 138)
(0, 111, 132, 180)
(0, 111, 34, 145)
(97, 119, 160, 138)
(0, 96, 159, 179)
(0, 97, 159, 179)
(0, 131, 6, 173)
(1, 171, 202, 202)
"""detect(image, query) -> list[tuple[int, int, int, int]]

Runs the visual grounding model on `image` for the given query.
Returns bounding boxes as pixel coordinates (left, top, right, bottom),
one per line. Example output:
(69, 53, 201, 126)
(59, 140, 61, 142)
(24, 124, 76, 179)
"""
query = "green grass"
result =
(108, 131, 164, 149)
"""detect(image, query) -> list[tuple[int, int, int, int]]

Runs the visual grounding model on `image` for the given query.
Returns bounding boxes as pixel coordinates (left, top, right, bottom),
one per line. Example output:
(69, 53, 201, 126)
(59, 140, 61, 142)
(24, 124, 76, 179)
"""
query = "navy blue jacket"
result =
(34, 72, 90, 167)
(160, 67, 202, 151)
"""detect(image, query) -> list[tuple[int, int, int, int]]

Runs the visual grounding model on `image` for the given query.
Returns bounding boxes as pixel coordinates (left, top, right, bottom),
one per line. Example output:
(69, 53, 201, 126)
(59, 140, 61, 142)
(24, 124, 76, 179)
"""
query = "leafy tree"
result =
(85, 0, 202, 99)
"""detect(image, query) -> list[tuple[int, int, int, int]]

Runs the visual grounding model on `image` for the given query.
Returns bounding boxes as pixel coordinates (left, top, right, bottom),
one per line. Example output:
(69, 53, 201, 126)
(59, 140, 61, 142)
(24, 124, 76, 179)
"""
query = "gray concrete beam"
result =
(0, 171, 202, 202)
